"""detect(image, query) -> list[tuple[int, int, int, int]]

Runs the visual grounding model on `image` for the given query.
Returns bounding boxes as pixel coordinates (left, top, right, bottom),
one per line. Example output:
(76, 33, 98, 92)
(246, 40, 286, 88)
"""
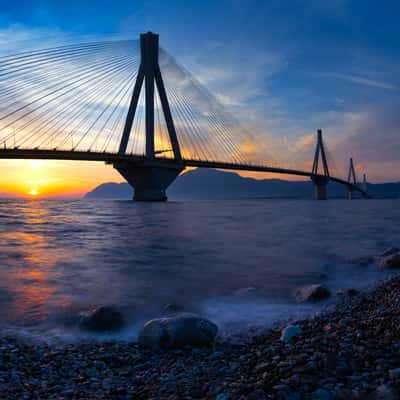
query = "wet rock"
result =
(381, 247, 400, 258)
(138, 313, 218, 350)
(79, 305, 124, 332)
(295, 284, 331, 303)
(280, 325, 303, 342)
(379, 253, 400, 269)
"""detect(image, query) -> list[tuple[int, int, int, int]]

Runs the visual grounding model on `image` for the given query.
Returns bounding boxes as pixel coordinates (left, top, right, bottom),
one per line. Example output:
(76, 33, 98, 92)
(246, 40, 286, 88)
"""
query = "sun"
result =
(28, 189, 39, 196)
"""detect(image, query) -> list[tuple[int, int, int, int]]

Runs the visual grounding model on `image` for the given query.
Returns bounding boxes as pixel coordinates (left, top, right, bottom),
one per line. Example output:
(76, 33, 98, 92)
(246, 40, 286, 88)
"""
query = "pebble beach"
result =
(1, 272, 400, 399)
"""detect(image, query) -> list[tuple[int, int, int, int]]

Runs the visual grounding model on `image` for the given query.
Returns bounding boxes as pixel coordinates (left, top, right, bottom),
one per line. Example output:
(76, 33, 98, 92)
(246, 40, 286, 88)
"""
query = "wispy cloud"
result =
(319, 72, 398, 91)
(180, 41, 286, 107)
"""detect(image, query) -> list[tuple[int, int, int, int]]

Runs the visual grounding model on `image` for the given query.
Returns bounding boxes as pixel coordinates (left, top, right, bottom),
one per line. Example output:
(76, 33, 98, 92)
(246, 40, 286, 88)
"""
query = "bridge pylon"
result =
(114, 32, 184, 201)
(347, 157, 358, 199)
(362, 173, 368, 195)
(310, 129, 330, 200)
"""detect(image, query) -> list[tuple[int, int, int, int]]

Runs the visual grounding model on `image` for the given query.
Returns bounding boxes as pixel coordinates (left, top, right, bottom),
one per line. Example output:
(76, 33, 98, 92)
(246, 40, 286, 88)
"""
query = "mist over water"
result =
(0, 198, 398, 341)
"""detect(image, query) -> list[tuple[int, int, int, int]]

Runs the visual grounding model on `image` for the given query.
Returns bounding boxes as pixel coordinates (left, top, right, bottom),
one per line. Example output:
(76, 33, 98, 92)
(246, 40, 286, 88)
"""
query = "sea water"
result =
(0, 198, 398, 340)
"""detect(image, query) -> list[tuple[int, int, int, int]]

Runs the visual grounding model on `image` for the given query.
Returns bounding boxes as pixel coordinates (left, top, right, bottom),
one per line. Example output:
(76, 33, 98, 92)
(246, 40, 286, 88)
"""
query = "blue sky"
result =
(0, 0, 399, 184)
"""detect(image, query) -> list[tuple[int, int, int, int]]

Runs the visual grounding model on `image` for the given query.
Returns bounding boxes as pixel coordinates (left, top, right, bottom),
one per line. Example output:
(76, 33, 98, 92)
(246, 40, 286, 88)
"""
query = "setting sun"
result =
(28, 189, 39, 196)
(0, 159, 122, 198)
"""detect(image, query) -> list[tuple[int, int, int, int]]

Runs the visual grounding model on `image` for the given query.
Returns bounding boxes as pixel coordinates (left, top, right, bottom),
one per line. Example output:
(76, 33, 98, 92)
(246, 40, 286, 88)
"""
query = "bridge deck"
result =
(0, 148, 367, 196)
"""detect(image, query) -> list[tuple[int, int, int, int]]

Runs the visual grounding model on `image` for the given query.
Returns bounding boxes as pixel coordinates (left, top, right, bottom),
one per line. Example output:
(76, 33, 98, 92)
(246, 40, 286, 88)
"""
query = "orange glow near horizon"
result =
(1, 157, 390, 198)
(0, 159, 124, 198)
(0, 158, 314, 198)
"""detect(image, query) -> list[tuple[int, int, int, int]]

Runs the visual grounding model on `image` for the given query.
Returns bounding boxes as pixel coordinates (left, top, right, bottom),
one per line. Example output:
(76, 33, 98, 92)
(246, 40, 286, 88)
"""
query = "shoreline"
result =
(1, 275, 400, 399)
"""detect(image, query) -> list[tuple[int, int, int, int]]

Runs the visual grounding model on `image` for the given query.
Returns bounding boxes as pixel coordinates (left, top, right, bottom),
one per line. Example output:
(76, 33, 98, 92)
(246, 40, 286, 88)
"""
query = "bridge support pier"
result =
(348, 188, 357, 200)
(311, 176, 329, 200)
(113, 161, 184, 201)
(348, 187, 366, 200)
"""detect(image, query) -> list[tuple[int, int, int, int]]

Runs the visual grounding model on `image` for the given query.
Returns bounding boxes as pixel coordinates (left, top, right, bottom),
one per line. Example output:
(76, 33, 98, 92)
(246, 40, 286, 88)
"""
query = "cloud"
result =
(180, 41, 286, 107)
(319, 72, 398, 91)
(333, 103, 400, 181)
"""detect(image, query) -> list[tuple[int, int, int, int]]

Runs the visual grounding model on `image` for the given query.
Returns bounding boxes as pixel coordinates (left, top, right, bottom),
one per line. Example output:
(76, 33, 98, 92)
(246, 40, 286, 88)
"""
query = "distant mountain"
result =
(84, 168, 400, 200)
(84, 182, 133, 199)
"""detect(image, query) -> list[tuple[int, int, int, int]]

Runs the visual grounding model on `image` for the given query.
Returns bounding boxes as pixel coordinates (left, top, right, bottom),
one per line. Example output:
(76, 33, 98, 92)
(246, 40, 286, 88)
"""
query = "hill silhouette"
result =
(84, 168, 400, 200)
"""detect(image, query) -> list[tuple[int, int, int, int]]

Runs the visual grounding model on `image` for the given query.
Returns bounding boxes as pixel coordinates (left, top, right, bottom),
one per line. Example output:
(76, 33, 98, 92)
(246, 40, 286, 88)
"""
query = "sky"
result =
(0, 0, 399, 197)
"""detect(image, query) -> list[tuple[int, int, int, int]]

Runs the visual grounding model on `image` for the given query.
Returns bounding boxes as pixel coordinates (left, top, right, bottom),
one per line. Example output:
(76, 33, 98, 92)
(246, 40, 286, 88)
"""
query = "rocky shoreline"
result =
(1, 273, 400, 399)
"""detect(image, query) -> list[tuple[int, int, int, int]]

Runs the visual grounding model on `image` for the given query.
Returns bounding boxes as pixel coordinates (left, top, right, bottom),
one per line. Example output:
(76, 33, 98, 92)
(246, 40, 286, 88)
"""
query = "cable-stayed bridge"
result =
(0, 32, 368, 200)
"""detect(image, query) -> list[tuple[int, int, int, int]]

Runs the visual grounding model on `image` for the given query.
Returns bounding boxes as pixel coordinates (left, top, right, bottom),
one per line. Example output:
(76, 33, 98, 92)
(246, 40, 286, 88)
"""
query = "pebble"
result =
(312, 388, 334, 400)
(280, 324, 303, 342)
(216, 393, 232, 400)
(389, 368, 400, 379)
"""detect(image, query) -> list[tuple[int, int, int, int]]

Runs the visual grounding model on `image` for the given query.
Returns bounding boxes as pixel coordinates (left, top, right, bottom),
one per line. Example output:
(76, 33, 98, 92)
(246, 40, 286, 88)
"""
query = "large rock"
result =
(295, 284, 331, 303)
(379, 253, 400, 269)
(281, 324, 303, 342)
(79, 305, 124, 332)
(138, 313, 218, 350)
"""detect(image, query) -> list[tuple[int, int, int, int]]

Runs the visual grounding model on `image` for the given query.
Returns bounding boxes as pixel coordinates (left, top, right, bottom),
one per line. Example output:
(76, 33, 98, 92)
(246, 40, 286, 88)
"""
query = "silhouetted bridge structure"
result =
(0, 32, 368, 200)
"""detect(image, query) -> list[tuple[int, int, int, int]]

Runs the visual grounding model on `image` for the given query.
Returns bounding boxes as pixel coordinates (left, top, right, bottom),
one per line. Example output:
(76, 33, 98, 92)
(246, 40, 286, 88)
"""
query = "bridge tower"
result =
(114, 32, 184, 201)
(311, 129, 330, 200)
(362, 173, 368, 194)
(347, 157, 358, 199)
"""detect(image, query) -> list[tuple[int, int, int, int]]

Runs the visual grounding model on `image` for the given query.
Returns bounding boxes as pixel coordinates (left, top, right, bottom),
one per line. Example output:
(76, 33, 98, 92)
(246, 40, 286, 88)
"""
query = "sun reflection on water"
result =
(0, 202, 74, 325)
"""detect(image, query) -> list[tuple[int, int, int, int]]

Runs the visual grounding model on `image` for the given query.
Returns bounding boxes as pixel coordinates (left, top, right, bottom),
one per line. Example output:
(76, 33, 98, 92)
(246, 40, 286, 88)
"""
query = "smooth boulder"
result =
(281, 324, 303, 342)
(79, 305, 124, 332)
(379, 253, 400, 270)
(295, 284, 331, 303)
(139, 313, 218, 350)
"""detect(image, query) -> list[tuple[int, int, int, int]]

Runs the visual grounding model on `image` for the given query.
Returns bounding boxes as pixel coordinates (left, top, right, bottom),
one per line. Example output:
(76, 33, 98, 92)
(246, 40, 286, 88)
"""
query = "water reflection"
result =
(0, 198, 398, 338)
(0, 202, 73, 325)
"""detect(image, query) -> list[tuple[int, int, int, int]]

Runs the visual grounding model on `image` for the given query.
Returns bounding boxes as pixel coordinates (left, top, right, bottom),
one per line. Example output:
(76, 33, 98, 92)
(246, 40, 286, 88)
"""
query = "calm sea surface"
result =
(0, 198, 398, 340)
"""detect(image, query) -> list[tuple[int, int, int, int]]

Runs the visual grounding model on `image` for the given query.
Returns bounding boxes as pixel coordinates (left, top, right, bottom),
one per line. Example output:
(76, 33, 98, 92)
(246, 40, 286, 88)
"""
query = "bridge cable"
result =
(15, 58, 137, 150)
(0, 54, 135, 144)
